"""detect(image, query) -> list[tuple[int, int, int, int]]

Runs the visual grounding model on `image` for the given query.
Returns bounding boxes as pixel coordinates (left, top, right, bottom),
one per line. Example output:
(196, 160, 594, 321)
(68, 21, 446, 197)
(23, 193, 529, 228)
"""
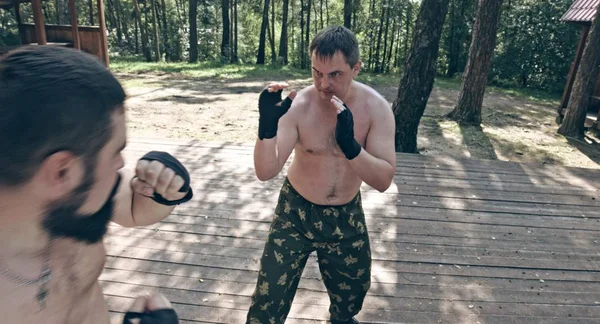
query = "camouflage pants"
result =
(246, 178, 372, 324)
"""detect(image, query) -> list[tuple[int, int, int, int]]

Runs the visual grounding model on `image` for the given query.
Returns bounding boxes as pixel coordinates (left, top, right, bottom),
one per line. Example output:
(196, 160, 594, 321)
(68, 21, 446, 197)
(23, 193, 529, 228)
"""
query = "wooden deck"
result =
(102, 137, 600, 324)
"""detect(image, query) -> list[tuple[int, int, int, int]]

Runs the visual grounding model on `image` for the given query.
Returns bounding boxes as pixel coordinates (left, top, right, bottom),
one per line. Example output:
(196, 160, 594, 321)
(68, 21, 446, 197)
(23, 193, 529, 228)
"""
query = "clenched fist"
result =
(132, 151, 193, 205)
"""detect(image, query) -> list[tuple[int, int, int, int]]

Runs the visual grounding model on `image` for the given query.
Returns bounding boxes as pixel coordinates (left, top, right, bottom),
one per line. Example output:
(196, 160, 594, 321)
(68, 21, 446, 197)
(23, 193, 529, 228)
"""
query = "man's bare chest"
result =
(297, 108, 370, 155)
(0, 241, 107, 323)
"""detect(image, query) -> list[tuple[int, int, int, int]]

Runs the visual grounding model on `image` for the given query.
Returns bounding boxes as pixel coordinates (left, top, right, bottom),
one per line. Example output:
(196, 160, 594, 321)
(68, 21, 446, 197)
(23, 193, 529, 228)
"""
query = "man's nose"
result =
(321, 76, 330, 89)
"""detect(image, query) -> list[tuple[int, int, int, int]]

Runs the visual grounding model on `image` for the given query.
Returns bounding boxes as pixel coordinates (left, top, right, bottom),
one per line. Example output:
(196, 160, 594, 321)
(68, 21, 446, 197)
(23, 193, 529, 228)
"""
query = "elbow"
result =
(255, 167, 277, 182)
(256, 171, 272, 182)
(375, 171, 395, 193)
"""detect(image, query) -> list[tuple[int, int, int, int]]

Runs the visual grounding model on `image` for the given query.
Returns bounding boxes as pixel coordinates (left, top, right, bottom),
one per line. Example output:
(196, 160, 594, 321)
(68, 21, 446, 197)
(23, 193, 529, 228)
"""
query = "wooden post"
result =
(559, 24, 590, 114)
(31, 0, 47, 45)
(68, 0, 81, 50)
(97, 0, 109, 65)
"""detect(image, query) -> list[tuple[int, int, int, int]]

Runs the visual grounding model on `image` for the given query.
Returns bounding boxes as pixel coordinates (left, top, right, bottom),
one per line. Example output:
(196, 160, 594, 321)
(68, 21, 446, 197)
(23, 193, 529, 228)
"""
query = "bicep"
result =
(275, 113, 298, 168)
(110, 169, 135, 227)
(365, 104, 396, 168)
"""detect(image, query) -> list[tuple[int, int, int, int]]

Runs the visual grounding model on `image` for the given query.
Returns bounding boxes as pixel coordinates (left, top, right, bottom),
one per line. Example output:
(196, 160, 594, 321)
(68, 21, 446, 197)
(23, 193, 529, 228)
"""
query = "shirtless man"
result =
(246, 26, 396, 324)
(0, 46, 193, 323)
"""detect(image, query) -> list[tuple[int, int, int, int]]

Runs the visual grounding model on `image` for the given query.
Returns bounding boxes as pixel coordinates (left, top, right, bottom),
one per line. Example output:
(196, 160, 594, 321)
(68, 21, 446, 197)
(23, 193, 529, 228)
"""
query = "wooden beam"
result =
(68, 0, 80, 50)
(96, 0, 109, 65)
(31, 0, 46, 45)
(559, 24, 590, 113)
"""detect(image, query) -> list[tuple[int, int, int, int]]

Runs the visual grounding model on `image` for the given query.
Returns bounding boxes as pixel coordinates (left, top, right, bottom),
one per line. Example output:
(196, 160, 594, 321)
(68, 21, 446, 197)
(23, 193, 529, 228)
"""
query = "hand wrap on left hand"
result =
(139, 151, 193, 205)
(335, 106, 362, 160)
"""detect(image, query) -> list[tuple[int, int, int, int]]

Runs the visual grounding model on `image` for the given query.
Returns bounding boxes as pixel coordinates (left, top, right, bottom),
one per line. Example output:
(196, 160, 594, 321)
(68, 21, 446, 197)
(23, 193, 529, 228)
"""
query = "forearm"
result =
(348, 149, 395, 192)
(254, 137, 282, 181)
(131, 192, 177, 226)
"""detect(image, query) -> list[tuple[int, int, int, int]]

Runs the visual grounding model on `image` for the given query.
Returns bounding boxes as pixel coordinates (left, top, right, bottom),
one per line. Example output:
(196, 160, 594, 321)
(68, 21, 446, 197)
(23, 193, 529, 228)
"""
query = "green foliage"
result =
(490, 0, 579, 93)
(0, 0, 584, 99)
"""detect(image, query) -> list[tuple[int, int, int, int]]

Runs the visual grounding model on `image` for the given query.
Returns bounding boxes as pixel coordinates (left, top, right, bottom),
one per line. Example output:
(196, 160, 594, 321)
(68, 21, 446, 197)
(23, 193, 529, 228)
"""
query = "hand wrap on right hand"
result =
(123, 309, 179, 324)
(258, 88, 293, 140)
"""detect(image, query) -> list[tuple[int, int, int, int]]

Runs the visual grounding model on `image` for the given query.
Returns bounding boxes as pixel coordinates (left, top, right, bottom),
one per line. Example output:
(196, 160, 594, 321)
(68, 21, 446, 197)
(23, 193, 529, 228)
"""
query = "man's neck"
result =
(0, 190, 50, 260)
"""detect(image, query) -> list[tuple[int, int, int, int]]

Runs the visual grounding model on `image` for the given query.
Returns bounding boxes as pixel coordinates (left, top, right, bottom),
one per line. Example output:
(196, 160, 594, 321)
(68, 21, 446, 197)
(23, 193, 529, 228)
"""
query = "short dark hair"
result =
(0, 45, 126, 186)
(309, 26, 360, 67)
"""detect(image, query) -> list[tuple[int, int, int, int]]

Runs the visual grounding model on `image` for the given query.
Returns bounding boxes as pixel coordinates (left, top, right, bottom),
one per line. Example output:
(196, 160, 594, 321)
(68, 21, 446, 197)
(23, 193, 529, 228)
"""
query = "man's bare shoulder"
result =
(289, 85, 316, 111)
(355, 82, 392, 116)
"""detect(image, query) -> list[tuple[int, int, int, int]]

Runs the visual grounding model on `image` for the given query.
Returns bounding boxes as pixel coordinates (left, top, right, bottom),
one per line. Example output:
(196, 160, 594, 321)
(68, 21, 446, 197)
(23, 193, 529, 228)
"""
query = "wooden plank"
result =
(166, 203, 600, 231)
(103, 256, 600, 294)
(108, 215, 600, 255)
(102, 139, 600, 323)
(101, 281, 600, 324)
(99, 272, 600, 318)
(103, 244, 600, 282)
(122, 138, 600, 180)
(122, 147, 600, 185)
(103, 233, 600, 273)
(138, 176, 600, 208)
(107, 228, 598, 264)
(143, 186, 600, 219)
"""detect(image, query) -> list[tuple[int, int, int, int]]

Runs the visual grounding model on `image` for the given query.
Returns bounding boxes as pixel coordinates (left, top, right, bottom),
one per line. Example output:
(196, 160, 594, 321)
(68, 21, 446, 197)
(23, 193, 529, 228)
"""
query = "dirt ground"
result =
(117, 72, 600, 170)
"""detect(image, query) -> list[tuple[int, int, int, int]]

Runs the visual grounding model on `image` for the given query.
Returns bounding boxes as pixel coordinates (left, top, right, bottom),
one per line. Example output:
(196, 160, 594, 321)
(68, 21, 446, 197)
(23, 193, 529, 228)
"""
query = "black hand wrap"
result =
(139, 151, 193, 206)
(335, 106, 362, 160)
(123, 309, 179, 324)
(258, 88, 293, 140)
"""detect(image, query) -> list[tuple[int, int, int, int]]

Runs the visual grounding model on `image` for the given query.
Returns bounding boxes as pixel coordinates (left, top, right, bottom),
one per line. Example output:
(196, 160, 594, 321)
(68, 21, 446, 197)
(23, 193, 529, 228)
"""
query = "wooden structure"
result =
(102, 137, 600, 324)
(0, 0, 109, 65)
(558, 0, 600, 130)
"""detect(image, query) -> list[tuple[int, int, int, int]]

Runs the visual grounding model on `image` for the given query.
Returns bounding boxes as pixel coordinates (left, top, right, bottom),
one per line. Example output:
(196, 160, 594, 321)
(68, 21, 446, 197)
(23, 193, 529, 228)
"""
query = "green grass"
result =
(110, 56, 560, 104)
(109, 55, 311, 80)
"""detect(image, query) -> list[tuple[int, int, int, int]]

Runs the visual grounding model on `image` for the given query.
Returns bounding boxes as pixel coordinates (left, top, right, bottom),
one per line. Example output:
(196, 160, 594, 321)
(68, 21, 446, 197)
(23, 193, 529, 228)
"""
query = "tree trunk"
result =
(189, 0, 198, 62)
(366, 0, 374, 71)
(344, 0, 351, 29)
(270, 0, 276, 62)
(300, 0, 305, 68)
(373, 1, 384, 72)
(134, 14, 139, 53)
(221, 0, 230, 62)
(381, 1, 391, 72)
(160, 0, 170, 61)
(152, 0, 161, 61)
(446, 0, 503, 125)
(256, 0, 269, 64)
(558, 5, 600, 139)
(116, 0, 129, 47)
(404, 1, 411, 61)
(229, 0, 233, 61)
(132, 0, 151, 61)
(271, 0, 276, 62)
(326, 0, 330, 26)
(55, 0, 60, 24)
(319, 0, 323, 29)
(88, 0, 94, 25)
(234, 0, 238, 62)
(305, 0, 311, 64)
(279, 0, 289, 64)
(392, 0, 450, 153)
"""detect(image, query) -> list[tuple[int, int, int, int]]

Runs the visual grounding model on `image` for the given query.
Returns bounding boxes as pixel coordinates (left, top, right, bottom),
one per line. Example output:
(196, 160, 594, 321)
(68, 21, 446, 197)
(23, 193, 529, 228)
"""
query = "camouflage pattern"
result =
(246, 178, 372, 324)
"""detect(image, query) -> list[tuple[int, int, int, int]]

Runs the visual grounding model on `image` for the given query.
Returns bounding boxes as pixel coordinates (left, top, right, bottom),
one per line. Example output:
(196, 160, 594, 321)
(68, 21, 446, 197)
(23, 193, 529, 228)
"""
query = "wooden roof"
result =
(561, 0, 600, 23)
(104, 137, 600, 324)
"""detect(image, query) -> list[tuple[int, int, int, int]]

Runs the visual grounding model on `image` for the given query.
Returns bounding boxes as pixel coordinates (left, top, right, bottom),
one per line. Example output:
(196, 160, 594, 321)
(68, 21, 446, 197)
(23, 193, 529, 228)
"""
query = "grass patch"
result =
(110, 56, 310, 81)
(110, 56, 560, 104)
